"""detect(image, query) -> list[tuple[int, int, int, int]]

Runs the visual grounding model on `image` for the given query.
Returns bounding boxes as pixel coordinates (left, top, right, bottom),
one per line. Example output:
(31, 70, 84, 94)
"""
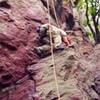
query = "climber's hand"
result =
(62, 35, 71, 46)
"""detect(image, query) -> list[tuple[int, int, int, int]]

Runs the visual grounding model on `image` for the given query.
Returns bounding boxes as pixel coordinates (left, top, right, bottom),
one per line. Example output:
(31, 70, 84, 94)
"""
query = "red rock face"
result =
(0, 0, 48, 99)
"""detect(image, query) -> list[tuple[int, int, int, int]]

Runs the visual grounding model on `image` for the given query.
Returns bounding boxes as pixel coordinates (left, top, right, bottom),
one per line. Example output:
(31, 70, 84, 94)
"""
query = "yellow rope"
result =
(47, 0, 61, 100)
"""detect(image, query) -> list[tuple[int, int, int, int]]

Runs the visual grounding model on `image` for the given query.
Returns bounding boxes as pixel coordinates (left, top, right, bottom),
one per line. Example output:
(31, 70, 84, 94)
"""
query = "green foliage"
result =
(77, 0, 84, 9)
(88, 7, 96, 15)
(83, 19, 88, 26)
(75, 0, 100, 43)
(98, 25, 100, 30)
(86, 32, 93, 37)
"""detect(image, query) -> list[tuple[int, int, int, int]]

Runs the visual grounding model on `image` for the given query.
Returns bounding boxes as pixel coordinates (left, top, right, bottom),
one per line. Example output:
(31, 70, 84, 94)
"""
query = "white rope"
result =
(46, 0, 61, 100)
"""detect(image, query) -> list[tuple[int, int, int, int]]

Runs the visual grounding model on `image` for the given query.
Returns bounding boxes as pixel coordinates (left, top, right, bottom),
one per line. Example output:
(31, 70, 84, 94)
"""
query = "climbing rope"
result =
(46, 0, 61, 100)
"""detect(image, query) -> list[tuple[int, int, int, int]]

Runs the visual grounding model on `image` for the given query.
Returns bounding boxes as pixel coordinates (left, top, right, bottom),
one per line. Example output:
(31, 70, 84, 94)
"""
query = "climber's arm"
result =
(58, 28, 67, 36)
(49, 24, 71, 46)
(62, 36, 71, 46)
(58, 29, 71, 46)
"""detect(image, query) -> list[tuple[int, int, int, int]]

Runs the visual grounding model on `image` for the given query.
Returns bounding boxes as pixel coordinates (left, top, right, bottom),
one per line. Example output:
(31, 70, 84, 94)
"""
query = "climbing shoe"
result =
(33, 47, 45, 58)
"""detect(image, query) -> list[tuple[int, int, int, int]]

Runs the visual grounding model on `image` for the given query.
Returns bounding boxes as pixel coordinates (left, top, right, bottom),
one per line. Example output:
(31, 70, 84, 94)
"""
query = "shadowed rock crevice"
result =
(65, 13, 75, 30)
(0, 1, 11, 9)
(0, 41, 17, 51)
(40, 0, 57, 21)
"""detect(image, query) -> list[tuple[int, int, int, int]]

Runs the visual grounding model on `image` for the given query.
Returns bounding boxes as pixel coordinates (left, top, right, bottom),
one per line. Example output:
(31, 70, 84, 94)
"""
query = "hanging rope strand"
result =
(46, 0, 61, 100)
(51, 0, 60, 28)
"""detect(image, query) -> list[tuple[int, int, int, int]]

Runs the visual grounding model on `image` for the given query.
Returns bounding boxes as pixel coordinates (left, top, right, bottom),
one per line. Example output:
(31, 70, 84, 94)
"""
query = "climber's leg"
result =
(34, 45, 51, 58)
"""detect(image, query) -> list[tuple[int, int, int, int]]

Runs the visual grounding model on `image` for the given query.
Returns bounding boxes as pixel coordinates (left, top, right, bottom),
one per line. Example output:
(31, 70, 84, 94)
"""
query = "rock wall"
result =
(0, 0, 100, 100)
(0, 0, 46, 99)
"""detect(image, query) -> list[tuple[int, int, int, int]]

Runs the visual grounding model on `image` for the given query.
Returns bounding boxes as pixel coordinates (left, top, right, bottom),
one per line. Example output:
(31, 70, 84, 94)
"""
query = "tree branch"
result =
(85, 0, 97, 42)
(97, 16, 99, 25)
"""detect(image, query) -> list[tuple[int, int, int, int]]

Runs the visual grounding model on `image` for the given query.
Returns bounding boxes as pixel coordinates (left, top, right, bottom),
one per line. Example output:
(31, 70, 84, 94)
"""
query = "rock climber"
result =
(34, 23, 71, 58)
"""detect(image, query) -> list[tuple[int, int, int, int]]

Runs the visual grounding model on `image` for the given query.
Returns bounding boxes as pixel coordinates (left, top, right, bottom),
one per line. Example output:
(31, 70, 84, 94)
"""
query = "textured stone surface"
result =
(0, 0, 45, 99)
(31, 45, 100, 100)
(0, 0, 100, 100)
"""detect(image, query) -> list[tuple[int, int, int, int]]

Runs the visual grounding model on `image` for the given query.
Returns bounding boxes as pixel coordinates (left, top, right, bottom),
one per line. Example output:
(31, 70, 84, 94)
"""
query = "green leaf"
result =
(86, 32, 93, 37)
(97, 25, 100, 30)
(88, 7, 96, 15)
(77, 0, 84, 9)
(83, 19, 88, 26)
